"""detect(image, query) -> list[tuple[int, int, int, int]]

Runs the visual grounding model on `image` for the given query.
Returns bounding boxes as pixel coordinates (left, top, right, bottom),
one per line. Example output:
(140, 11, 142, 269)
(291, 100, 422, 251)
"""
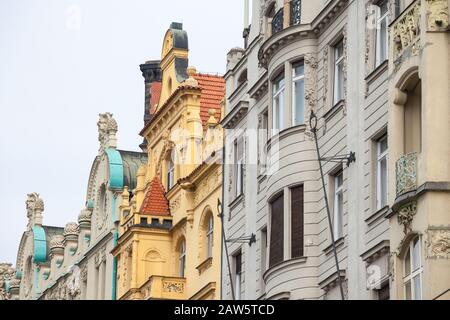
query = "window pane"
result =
(405, 280, 412, 300)
(291, 185, 304, 258)
(336, 192, 343, 238)
(269, 193, 284, 267)
(293, 64, 304, 77)
(293, 79, 305, 125)
(380, 0, 388, 15)
(379, 136, 388, 154)
(405, 250, 411, 276)
(336, 173, 343, 188)
(413, 238, 421, 271)
(380, 18, 387, 61)
(380, 157, 388, 207)
(335, 42, 343, 60)
(413, 275, 422, 300)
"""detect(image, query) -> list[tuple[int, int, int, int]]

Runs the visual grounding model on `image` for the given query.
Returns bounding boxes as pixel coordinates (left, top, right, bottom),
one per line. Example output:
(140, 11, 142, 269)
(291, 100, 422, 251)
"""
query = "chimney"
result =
(139, 60, 162, 152)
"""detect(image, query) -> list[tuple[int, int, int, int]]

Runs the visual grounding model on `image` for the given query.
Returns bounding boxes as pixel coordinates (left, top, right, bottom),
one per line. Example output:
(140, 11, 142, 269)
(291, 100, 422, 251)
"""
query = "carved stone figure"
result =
(25, 193, 44, 229)
(397, 202, 417, 234)
(97, 112, 118, 153)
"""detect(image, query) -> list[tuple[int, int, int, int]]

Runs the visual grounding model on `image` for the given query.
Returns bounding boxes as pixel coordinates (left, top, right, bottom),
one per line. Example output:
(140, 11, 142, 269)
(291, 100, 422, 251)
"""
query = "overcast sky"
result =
(0, 0, 244, 265)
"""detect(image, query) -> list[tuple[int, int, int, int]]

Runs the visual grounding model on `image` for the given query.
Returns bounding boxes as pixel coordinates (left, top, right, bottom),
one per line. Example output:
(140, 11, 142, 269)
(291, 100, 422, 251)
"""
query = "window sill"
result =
(365, 206, 389, 226)
(365, 60, 388, 85)
(323, 236, 345, 256)
(323, 99, 345, 123)
(229, 194, 244, 211)
(196, 257, 213, 275)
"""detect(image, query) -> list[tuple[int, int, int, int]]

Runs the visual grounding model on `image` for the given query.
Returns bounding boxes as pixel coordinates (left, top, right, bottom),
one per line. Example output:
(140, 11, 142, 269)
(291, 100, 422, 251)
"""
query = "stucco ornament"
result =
(25, 192, 44, 229)
(64, 222, 79, 237)
(391, 1, 421, 61)
(397, 202, 417, 234)
(428, 229, 450, 258)
(0, 263, 15, 300)
(426, 0, 449, 31)
(50, 235, 65, 250)
(97, 112, 118, 154)
(66, 265, 81, 298)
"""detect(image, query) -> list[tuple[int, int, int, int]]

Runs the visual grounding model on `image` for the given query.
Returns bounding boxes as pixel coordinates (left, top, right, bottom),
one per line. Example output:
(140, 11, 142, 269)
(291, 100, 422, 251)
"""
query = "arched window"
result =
(178, 240, 186, 278)
(403, 236, 423, 300)
(206, 215, 214, 259)
(167, 149, 175, 191)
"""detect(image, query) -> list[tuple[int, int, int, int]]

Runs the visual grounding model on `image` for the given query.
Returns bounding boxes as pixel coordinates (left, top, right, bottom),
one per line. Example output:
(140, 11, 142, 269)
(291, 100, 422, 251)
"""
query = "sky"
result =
(0, 0, 244, 265)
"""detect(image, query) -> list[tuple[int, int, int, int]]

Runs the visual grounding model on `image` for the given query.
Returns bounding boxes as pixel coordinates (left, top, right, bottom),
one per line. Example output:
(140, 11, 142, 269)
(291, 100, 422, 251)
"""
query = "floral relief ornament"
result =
(428, 228, 450, 258)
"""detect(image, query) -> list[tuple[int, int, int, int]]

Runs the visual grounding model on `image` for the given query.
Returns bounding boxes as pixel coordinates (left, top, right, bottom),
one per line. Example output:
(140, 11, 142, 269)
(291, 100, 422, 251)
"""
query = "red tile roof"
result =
(139, 177, 170, 216)
(150, 82, 162, 116)
(193, 73, 225, 129)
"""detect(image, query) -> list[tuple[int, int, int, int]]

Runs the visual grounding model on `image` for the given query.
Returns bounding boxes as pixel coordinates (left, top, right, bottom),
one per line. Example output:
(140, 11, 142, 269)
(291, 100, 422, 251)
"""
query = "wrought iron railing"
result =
(396, 152, 417, 196)
(272, 8, 284, 35)
(290, 0, 302, 26)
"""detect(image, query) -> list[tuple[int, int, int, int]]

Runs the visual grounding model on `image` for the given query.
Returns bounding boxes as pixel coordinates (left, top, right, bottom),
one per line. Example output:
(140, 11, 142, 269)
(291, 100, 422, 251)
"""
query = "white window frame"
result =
(403, 237, 423, 300)
(376, 135, 389, 210)
(333, 172, 344, 240)
(333, 40, 344, 105)
(234, 252, 242, 300)
(206, 216, 214, 259)
(292, 62, 305, 126)
(272, 74, 285, 132)
(234, 138, 244, 197)
(179, 240, 186, 278)
(167, 149, 175, 191)
(375, 0, 389, 67)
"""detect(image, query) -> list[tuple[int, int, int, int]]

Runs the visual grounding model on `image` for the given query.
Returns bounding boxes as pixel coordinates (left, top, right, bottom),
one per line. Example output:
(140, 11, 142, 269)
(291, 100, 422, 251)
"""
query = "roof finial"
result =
(25, 193, 44, 229)
(97, 113, 118, 154)
(184, 66, 199, 87)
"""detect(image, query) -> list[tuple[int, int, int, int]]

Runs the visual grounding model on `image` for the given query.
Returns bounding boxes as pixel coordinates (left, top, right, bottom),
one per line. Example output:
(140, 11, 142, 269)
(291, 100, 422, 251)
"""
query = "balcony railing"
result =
(140, 276, 186, 300)
(396, 152, 417, 196)
(391, 0, 421, 62)
(290, 0, 302, 26)
(270, 0, 302, 37)
(272, 8, 284, 35)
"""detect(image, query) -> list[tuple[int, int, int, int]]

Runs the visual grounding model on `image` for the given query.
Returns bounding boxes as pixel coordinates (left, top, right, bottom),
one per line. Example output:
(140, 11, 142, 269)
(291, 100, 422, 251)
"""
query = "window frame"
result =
(178, 240, 186, 278)
(234, 251, 242, 300)
(292, 61, 305, 126)
(272, 73, 286, 132)
(376, 134, 389, 210)
(234, 138, 244, 198)
(375, 0, 389, 67)
(206, 215, 214, 259)
(167, 149, 175, 191)
(333, 40, 345, 105)
(403, 236, 423, 300)
(333, 171, 344, 240)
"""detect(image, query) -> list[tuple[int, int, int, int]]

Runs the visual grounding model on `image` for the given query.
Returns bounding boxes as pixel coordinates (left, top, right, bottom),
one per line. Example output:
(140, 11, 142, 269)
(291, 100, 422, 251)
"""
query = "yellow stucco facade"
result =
(112, 23, 224, 300)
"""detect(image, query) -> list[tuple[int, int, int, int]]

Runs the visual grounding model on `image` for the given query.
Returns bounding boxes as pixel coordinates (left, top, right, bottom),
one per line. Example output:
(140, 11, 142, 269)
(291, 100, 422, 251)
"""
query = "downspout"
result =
(111, 194, 118, 300)
(220, 139, 225, 300)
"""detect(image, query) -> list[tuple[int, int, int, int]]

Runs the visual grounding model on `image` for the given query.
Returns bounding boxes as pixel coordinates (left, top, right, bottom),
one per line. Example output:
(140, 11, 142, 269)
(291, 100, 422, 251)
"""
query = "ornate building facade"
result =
(112, 23, 225, 300)
(12, 114, 147, 300)
(221, 0, 449, 300)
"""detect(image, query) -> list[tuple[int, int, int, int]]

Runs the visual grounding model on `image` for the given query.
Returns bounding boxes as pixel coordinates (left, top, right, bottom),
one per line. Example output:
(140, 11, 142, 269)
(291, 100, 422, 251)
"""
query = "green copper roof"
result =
(32, 226, 47, 263)
(106, 148, 124, 190)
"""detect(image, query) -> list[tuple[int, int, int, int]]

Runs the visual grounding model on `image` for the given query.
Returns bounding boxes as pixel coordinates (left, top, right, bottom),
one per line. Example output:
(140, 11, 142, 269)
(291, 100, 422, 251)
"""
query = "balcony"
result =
(391, 0, 421, 63)
(270, 0, 302, 37)
(396, 152, 417, 197)
(139, 275, 187, 300)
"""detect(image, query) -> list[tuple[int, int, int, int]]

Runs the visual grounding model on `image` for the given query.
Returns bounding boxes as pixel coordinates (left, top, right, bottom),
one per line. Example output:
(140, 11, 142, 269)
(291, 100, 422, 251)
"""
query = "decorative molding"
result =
(427, 227, 450, 259)
(396, 152, 417, 197)
(397, 201, 417, 234)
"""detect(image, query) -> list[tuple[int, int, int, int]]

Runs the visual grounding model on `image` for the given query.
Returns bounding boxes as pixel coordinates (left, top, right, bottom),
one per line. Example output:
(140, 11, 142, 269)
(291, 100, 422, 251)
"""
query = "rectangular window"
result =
(376, 0, 389, 66)
(272, 73, 285, 132)
(269, 193, 284, 267)
(234, 252, 242, 300)
(333, 171, 344, 240)
(377, 134, 388, 209)
(292, 62, 305, 126)
(258, 111, 269, 174)
(333, 40, 344, 105)
(260, 228, 267, 290)
(234, 138, 244, 197)
(291, 185, 304, 258)
(404, 237, 423, 300)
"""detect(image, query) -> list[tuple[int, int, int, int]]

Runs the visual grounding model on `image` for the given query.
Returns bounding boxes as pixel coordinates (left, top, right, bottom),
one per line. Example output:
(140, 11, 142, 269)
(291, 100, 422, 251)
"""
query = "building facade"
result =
(221, 0, 449, 300)
(12, 114, 147, 300)
(112, 23, 225, 300)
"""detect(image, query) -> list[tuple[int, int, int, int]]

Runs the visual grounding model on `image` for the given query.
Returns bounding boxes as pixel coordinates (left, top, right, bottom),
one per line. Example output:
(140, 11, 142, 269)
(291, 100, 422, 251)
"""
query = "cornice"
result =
(221, 101, 249, 129)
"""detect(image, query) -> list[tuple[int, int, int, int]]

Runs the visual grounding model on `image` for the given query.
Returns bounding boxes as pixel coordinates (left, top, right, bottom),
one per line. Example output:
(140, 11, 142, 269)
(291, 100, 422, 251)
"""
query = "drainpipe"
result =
(111, 194, 118, 300)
